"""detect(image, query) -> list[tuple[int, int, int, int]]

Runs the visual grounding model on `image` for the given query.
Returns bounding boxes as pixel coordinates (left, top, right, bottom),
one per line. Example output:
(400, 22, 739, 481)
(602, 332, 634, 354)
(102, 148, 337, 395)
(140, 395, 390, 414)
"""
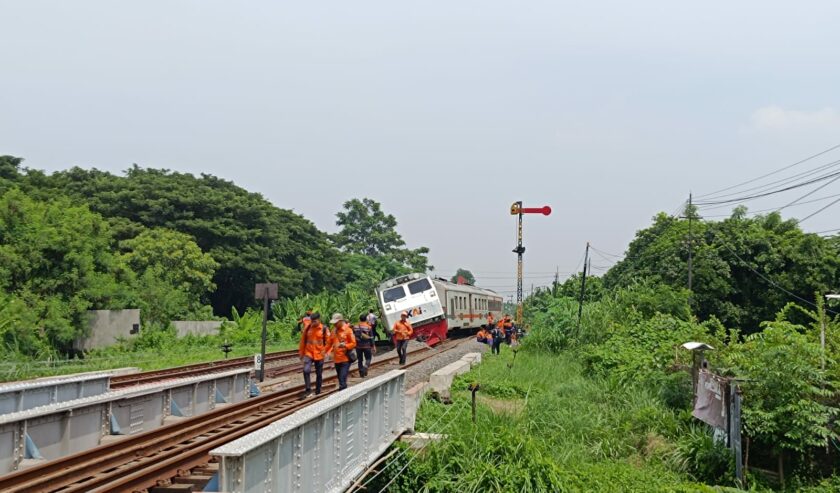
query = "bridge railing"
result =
(212, 370, 406, 493)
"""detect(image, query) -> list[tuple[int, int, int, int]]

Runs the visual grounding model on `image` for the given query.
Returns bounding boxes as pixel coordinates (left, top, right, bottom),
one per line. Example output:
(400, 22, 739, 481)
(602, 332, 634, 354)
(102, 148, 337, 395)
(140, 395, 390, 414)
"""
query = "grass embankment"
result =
(375, 348, 733, 493)
(0, 342, 296, 382)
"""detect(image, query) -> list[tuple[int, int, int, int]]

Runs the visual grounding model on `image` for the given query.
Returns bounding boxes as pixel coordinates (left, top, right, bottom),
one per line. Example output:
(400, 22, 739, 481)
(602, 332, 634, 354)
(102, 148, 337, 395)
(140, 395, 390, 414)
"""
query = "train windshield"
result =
(382, 286, 406, 303)
(407, 278, 432, 294)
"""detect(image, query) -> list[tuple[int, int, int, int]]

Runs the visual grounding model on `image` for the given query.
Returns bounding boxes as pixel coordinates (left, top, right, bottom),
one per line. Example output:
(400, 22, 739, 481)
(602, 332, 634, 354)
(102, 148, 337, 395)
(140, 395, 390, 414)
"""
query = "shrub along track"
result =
(0, 336, 473, 493)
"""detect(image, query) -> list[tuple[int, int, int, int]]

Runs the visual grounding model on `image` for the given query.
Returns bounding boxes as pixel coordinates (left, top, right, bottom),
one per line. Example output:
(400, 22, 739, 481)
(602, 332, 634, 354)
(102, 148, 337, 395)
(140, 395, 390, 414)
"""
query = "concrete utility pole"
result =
(687, 193, 693, 292)
(576, 242, 590, 331)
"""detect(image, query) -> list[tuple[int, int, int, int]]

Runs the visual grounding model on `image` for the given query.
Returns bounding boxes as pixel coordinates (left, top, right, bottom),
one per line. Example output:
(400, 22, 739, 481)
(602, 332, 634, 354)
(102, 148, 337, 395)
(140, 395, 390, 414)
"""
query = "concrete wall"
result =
(74, 309, 141, 351)
(172, 321, 223, 338)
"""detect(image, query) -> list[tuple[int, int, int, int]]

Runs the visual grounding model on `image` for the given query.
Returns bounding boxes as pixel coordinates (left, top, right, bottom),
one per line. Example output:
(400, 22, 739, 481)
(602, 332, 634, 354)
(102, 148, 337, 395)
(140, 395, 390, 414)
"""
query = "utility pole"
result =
(553, 267, 559, 296)
(576, 242, 590, 330)
(687, 193, 693, 292)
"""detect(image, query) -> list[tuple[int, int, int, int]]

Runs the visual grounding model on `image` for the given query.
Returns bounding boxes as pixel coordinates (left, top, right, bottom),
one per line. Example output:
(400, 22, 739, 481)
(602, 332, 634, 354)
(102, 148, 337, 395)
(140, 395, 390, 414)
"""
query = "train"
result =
(375, 273, 504, 345)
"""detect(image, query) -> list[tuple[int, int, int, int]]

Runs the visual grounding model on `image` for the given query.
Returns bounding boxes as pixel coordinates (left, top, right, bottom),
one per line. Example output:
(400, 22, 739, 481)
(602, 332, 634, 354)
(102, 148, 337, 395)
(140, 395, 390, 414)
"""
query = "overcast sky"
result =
(2, 1, 839, 297)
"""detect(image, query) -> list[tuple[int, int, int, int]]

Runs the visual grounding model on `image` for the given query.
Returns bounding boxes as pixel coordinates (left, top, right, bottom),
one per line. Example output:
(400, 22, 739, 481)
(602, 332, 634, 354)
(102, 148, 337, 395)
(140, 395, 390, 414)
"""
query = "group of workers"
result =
(475, 313, 518, 355)
(296, 309, 414, 397)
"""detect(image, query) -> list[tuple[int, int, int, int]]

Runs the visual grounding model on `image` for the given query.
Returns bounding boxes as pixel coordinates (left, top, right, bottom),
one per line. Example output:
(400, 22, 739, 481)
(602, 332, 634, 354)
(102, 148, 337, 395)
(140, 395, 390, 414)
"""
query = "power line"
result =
(696, 143, 840, 199)
(695, 169, 840, 207)
(775, 173, 840, 212)
(698, 192, 840, 218)
(799, 196, 840, 224)
(696, 158, 840, 204)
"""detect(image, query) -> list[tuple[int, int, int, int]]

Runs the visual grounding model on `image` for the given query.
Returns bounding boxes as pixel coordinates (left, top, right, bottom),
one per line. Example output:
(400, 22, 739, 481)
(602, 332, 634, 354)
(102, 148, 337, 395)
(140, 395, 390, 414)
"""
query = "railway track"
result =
(109, 349, 300, 389)
(0, 337, 472, 493)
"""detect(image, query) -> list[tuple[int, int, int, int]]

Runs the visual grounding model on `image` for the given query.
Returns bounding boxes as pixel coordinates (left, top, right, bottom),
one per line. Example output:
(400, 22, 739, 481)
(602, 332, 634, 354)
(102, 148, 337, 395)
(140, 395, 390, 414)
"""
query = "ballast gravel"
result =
(402, 338, 489, 388)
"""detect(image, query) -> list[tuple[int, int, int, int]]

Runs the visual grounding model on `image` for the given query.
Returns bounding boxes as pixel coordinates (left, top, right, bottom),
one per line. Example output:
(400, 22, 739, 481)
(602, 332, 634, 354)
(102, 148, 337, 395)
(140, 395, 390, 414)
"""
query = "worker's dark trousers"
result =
(303, 357, 324, 393)
(492, 340, 501, 355)
(356, 347, 373, 376)
(335, 362, 351, 390)
(396, 339, 409, 364)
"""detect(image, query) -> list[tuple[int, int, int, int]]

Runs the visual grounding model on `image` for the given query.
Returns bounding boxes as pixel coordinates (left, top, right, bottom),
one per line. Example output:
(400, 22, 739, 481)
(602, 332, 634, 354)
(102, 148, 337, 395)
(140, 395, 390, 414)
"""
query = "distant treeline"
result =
(0, 155, 429, 356)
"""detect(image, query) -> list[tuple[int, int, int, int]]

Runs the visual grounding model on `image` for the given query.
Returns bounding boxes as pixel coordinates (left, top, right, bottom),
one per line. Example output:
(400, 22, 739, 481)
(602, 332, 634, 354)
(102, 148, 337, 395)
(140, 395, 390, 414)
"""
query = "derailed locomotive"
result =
(375, 273, 504, 345)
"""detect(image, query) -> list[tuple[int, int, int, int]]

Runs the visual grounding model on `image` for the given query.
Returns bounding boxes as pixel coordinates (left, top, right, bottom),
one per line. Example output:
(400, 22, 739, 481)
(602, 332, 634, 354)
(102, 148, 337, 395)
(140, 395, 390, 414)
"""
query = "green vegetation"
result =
(0, 154, 418, 369)
(371, 350, 730, 492)
(601, 209, 840, 333)
(384, 208, 839, 491)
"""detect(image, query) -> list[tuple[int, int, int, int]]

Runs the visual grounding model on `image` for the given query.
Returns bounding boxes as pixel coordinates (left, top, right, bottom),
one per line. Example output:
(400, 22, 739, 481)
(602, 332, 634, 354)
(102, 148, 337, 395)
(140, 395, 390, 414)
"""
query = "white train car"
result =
(375, 273, 503, 345)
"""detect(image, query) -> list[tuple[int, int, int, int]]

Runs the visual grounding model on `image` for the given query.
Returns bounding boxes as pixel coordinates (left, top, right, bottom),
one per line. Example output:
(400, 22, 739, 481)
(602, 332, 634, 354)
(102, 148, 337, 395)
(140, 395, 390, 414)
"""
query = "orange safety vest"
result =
(330, 323, 357, 363)
(393, 320, 413, 341)
(299, 322, 330, 361)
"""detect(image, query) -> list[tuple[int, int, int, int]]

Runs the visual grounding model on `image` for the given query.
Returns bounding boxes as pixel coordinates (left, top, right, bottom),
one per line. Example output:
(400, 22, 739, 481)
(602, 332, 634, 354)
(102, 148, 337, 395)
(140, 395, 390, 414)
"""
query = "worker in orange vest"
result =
(294, 309, 314, 337)
(392, 311, 413, 365)
(503, 315, 514, 345)
(329, 313, 356, 390)
(298, 312, 330, 397)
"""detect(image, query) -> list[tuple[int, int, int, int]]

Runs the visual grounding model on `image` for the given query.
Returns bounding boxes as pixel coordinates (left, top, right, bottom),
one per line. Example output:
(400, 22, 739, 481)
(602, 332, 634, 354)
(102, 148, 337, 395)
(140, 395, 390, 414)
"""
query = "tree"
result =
(603, 211, 840, 333)
(121, 228, 218, 301)
(120, 228, 218, 324)
(0, 189, 133, 350)
(334, 198, 431, 274)
(29, 166, 346, 314)
(450, 268, 476, 285)
(727, 322, 838, 478)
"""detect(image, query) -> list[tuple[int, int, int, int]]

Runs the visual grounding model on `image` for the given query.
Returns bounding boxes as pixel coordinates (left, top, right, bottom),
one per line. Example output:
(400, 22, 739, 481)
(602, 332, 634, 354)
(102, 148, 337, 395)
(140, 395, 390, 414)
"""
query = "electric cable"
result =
(695, 158, 840, 204)
(699, 192, 840, 218)
(695, 169, 840, 206)
(799, 196, 840, 224)
(696, 143, 840, 199)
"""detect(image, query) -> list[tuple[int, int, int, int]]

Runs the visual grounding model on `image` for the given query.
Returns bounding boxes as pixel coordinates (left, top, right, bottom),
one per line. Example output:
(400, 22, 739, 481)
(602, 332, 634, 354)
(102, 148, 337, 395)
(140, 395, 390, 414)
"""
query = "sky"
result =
(2, 1, 840, 298)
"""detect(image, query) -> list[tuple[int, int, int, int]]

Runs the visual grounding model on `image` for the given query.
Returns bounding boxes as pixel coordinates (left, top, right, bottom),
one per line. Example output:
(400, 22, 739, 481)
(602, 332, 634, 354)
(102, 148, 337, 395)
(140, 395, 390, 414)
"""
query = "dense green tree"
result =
(120, 228, 218, 324)
(120, 228, 218, 301)
(556, 273, 605, 301)
(30, 166, 345, 314)
(450, 268, 475, 285)
(604, 211, 840, 332)
(0, 189, 133, 349)
(334, 198, 431, 273)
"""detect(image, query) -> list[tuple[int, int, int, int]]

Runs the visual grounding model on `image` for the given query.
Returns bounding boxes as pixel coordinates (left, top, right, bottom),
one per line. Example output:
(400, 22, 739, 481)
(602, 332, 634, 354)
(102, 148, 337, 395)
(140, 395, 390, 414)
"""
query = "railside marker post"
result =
(469, 383, 480, 423)
(254, 283, 279, 382)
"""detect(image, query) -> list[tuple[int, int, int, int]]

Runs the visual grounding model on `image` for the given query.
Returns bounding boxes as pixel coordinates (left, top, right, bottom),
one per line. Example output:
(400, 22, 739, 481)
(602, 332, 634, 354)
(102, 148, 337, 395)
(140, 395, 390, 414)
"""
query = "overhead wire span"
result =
(775, 173, 840, 212)
(799, 196, 840, 223)
(695, 158, 840, 204)
(694, 169, 840, 207)
(698, 192, 840, 218)
(696, 143, 840, 199)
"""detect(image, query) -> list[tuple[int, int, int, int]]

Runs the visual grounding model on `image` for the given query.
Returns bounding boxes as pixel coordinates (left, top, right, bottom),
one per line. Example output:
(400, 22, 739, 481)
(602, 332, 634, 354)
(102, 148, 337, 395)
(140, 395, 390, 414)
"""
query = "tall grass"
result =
(371, 350, 737, 492)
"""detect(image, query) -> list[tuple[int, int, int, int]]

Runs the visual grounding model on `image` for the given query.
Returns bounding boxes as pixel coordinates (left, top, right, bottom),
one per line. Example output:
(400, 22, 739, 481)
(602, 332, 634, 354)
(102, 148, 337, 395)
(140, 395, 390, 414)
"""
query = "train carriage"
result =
(375, 273, 504, 345)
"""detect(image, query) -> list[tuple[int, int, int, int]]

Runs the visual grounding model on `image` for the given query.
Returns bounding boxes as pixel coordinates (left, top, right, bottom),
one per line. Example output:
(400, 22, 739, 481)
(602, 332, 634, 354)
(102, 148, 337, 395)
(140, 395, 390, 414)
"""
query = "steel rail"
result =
(0, 337, 471, 492)
(110, 349, 299, 388)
